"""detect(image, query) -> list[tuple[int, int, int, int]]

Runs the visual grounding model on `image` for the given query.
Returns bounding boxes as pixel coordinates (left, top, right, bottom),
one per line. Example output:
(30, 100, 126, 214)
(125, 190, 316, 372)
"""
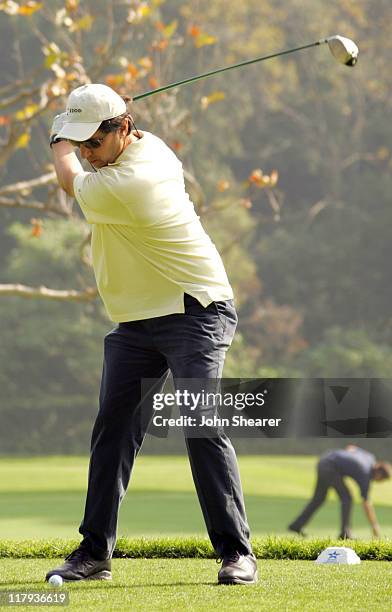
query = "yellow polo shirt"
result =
(73, 131, 233, 322)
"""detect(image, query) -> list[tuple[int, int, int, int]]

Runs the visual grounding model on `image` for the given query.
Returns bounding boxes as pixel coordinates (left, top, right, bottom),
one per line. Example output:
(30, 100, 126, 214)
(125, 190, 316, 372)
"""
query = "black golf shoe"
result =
(45, 545, 112, 582)
(218, 552, 258, 585)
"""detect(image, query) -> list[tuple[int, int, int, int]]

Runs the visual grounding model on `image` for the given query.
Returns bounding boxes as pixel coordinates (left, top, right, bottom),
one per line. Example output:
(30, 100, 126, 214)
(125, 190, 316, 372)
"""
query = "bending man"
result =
(288, 444, 390, 539)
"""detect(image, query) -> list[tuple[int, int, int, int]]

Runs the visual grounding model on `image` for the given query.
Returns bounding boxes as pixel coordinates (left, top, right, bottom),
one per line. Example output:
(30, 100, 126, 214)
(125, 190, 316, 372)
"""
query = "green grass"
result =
(2, 535, 392, 560)
(1, 559, 392, 611)
(1, 455, 392, 541)
(2, 456, 391, 609)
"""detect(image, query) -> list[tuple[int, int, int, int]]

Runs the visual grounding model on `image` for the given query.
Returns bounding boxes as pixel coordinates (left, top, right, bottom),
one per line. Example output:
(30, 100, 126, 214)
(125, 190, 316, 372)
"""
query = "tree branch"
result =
(0, 283, 98, 302)
(79, 229, 92, 267)
(89, 17, 131, 81)
(0, 172, 57, 195)
(183, 168, 206, 211)
(341, 152, 378, 169)
(0, 123, 25, 167)
(0, 194, 71, 217)
(0, 67, 45, 97)
(0, 86, 42, 110)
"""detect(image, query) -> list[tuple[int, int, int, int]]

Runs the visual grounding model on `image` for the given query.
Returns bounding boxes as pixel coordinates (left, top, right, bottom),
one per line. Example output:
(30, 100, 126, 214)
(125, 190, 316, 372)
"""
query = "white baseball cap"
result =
(57, 84, 127, 141)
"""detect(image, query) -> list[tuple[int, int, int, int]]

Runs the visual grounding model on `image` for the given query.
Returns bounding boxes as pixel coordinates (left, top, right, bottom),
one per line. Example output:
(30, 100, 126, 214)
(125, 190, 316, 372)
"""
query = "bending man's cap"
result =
(57, 83, 126, 141)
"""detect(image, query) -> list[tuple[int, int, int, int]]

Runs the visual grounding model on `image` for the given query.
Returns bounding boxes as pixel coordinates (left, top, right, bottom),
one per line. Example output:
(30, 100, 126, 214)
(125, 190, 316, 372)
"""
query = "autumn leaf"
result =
(50, 63, 66, 79)
(248, 169, 270, 188)
(15, 103, 40, 121)
(65, 0, 79, 12)
(138, 56, 153, 70)
(139, 3, 151, 18)
(239, 198, 252, 209)
(46, 81, 67, 97)
(152, 39, 169, 52)
(149, 76, 159, 89)
(0, 1, 19, 15)
(162, 19, 178, 39)
(15, 132, 31, 149)
(30, 218, 43, 238)
(127, 63, 139, 78)
(0, 115, 10, 126)
(217, 180, 230, 192)
(171, 141, 183, 152)
(195, 33, 217, 48)
(187, 23, 216, 47)
(42, 42, 68, 71)
(188, 24, 201, 38)
(200, 91, 225, 110)
(69, 13, 94, 31)
(65, 71, 78, 81)
(105, 74, 125, 88)
(269, 169, 279, 187)
(376, 147, 389, 160)
(18, 1, 42, 16)
(43, 42, 61, 55)
(42, 45, 59, 69)
(128, 3, 151, 23)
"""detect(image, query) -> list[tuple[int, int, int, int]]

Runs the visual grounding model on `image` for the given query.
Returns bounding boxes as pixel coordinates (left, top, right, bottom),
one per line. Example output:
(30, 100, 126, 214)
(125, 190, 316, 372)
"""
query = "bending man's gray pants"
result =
(290, 458, 352, 537)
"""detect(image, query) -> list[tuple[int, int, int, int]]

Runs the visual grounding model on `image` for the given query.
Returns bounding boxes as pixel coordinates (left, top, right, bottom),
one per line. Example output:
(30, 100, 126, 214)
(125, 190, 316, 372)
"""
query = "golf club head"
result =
(326, 35, 359, 66)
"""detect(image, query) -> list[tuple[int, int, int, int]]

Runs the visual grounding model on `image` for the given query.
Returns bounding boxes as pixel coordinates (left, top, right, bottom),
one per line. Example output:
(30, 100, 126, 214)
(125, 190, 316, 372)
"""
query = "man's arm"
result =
(51, 141, 83, 198)
(362, 499, 380, 537)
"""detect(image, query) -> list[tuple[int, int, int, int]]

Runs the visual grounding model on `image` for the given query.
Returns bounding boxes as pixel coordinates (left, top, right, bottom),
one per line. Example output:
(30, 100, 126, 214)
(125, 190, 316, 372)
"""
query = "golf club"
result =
(133, 35, 359, 102)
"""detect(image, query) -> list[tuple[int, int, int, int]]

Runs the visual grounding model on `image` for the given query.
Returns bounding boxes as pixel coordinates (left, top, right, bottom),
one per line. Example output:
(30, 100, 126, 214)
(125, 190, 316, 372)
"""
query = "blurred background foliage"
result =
(0, 0, 391, 453)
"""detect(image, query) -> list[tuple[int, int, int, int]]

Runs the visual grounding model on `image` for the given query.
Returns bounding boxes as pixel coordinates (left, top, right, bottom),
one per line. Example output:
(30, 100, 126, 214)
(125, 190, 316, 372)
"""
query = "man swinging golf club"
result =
(46, 83, 257, 585)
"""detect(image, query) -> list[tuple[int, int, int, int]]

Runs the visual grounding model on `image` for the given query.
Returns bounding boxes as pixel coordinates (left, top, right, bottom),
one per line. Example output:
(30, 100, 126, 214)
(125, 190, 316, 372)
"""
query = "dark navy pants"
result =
(290, 458, 353, 537)
(79, 294, 252, 559)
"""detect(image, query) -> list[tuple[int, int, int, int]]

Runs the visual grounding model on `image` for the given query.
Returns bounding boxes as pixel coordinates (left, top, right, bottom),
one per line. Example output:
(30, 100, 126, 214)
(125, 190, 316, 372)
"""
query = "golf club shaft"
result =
(133, 39, 326, 101)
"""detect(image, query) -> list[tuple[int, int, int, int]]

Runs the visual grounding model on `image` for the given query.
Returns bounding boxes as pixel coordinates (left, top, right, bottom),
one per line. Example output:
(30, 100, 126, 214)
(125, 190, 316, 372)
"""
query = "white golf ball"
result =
(48, 574, 63, 588)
